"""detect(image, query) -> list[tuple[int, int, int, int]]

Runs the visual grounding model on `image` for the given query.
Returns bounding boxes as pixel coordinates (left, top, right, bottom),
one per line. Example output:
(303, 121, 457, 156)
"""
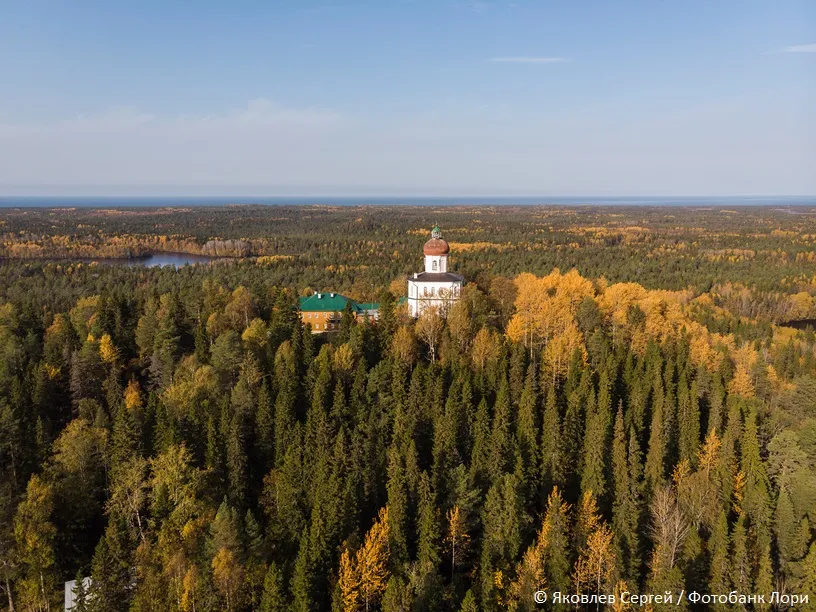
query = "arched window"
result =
(432, 260, 438, 271)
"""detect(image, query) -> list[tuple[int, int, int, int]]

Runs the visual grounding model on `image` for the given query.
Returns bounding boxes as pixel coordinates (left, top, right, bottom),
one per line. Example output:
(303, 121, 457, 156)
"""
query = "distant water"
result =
(105, 253, 216, 268)
(1, 253, 217, 268)
(0, 195, 815, 208)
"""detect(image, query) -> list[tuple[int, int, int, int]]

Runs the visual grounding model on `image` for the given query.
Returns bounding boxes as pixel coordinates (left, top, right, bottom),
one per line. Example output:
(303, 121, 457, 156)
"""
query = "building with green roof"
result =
(298, 292, 379, 333)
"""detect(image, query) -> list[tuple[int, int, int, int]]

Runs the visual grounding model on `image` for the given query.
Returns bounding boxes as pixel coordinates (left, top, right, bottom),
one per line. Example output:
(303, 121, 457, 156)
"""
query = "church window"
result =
(432, 260, 438, 271)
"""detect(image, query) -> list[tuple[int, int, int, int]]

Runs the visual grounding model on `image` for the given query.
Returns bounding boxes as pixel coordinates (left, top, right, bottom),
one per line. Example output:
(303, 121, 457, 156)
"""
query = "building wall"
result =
(300, 310, 377, 333)
(423, 254, 448, 273)
(407, 280, 462, 317)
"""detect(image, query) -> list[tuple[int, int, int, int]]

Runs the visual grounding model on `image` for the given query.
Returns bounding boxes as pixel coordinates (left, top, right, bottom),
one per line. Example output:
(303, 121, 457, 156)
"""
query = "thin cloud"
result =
(490, 56, 568, 64)
(782, 43, 816, 53)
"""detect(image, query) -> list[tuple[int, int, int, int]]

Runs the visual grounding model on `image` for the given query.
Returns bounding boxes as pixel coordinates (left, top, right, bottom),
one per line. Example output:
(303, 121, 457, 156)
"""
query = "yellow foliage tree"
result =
(333, 343, 355, 378)
(573, 521, 616, 603)
(99, 333, 119, 365)
(507, 269, 594, 359)
(338, 506, 391, 612)
(241, 317, 268, 355)
(338, 548, 362, 612)
(471, 327, 500, 371)
(445, 505, 470, 580)
(541, 321, 586, 384)
(509, 522, 550, 610)
(124, 379, 143, 412)
(390, 326, 418, 369)
(180, 566, 200, 612)
(212, 547, 244, 612)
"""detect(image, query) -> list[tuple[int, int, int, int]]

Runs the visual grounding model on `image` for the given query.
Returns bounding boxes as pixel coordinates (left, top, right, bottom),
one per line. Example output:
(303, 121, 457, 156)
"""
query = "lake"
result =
(780, 318, 816, 331)
(0, 253, 218, 268)
(97, 253, 217, 268)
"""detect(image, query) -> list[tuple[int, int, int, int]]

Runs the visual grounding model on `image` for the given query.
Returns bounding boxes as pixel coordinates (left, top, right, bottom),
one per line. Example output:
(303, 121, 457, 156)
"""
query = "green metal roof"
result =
(299, 292, 379, 313)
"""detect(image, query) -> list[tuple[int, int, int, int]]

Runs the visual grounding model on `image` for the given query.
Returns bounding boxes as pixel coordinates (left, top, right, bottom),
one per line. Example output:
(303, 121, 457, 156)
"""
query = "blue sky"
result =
(0, 0, 814, 195)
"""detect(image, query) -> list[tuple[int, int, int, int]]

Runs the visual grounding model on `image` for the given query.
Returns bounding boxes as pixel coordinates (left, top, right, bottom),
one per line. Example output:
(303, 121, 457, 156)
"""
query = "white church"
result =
(407, 225, 464, 317)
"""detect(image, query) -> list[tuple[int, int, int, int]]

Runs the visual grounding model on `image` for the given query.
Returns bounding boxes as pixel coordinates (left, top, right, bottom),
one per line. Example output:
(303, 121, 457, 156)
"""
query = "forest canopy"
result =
(0, 205, 815, 611)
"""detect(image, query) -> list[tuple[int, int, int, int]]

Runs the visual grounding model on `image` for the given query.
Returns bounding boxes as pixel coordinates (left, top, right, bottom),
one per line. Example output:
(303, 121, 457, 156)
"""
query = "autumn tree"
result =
(338, 506, 391, 612)
(415, 308, 445, 363)
(14, 475, 56, 612)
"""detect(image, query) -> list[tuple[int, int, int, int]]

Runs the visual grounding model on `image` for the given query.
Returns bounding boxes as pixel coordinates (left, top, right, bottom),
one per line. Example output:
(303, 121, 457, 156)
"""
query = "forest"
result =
(0, 204, 815, 611)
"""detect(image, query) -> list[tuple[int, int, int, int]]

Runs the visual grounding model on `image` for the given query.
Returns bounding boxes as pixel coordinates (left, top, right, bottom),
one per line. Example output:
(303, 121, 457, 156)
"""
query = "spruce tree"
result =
(469, 398, 491, 490)
(581, 388, 608, 503)
(729, 514, 751, 596)
(775, 487, 799, 570)
(678, 378, 700, 467)
(488, 375, 514, 483)
(540, 382, 564, 493)
(612, 406, 638, 583)
(260, 562, 287, 612)
(740, 408, 770, 525)
(798, 543, 816, 604)
(645, 373, 666, 491)
(707, 510, 730, 610)
(516, 363, 539, 490)
(255, 381, 274, 473)
(542, 487, 571, 601)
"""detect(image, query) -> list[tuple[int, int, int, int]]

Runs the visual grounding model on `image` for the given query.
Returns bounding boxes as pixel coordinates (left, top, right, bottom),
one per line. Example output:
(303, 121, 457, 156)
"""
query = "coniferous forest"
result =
(0, 205, 815, 611)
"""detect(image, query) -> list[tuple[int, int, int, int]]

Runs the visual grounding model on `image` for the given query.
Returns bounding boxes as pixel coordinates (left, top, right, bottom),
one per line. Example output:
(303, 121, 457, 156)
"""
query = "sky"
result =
(0, 0, 814, 196)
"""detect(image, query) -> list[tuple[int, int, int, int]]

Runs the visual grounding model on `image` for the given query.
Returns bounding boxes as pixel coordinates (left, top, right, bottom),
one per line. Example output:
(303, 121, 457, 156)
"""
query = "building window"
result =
(432, 260, 438, 271)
